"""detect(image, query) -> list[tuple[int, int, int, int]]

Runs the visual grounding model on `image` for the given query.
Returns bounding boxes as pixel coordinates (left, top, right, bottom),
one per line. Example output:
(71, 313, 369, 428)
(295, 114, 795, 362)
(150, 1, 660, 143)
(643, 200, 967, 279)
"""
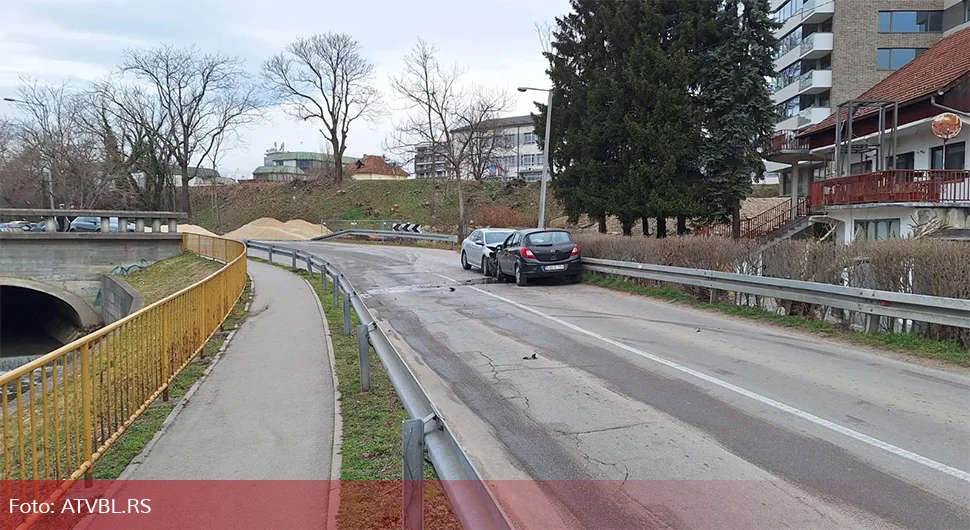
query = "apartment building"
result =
(251, 145, 356, 181)
(769, 0, 970, 196)
(413, 115, 546, 181)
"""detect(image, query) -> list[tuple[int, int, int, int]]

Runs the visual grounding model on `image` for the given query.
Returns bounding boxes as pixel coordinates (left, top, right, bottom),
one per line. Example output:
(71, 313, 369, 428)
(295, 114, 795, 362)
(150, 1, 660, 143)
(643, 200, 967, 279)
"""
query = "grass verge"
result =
(92, 276, 253, 479)
(584, 273, 969, 366)
(119, 253, 224, 304)
(249, 256, 459, 529)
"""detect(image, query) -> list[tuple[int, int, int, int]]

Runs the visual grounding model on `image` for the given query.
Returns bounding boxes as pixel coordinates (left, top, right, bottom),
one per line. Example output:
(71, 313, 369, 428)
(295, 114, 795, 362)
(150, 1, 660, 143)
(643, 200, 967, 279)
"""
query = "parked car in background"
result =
(0, 220, 31, 232)
(69, 217, 135, 232)
(493, 229, 582, 286)
(461, 228, 514, 275)
(23, 221, 48, 232)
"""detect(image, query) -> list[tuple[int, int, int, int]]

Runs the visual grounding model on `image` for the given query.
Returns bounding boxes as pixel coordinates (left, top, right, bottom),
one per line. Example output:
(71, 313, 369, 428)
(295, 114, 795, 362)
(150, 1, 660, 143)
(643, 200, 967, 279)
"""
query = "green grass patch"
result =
(91, 277, 253, 479)
(585, 273, 969, 366)
(120, 254, 223, 304)
(250, 256, 458, 529)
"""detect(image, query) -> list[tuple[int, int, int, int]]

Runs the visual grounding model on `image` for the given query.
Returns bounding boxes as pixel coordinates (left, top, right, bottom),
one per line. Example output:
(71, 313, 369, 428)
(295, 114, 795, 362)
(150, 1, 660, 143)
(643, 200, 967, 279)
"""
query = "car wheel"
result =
(481, 257, 490, 276)
(515, 264, 528, 286)
(571, 272, 583, 284)
(461, 251, 471, 270)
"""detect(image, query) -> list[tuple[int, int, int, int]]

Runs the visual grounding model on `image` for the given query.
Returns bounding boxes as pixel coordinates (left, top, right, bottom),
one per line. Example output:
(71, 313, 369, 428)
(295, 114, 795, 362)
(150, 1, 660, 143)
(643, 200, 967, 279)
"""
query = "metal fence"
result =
(312, 229, 458, 245)
(0, 233, 247, 522)
(244, 240, 511, 530)
(582, 257, 970, 330)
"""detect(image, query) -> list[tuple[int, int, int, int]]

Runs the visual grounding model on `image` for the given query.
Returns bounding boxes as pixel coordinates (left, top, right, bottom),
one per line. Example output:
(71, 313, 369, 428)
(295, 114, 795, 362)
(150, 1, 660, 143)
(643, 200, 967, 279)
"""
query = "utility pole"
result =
(517, 87, 553, 229)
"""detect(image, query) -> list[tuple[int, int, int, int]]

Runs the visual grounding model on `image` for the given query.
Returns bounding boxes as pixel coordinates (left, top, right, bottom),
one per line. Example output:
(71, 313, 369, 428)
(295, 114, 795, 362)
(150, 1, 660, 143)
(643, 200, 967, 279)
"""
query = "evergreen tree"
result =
(699, 0, 780, 237)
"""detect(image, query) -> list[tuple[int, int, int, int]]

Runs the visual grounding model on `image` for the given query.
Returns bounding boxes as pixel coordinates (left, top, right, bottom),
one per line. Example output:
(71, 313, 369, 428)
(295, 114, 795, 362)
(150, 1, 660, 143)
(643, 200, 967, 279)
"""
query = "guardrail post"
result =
(291, 251, 297, 269)
(866, 314, 881, 334)
(306, 254, 312, 273)
(268, 246, 274, 264)
(343, 293, 352, 336)
(333, 273, 340, 307)
(151, 218, 161, 232)
(321, 264, 328, 291)
(162, 310, 171, 402)
(357, 324, 371, 392)
(402, 418, 424, 530)
(135, 218, 145, 232)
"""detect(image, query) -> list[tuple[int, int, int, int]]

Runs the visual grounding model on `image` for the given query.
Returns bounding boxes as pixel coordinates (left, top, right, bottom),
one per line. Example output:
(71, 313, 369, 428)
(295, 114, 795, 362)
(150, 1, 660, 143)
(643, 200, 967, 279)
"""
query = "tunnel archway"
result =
(0, 279, 98, 359)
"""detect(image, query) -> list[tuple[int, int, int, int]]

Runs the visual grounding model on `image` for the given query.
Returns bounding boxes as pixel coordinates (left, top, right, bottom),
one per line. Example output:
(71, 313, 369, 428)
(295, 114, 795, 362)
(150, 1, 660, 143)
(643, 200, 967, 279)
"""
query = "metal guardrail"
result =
(243, 240, 511, 530)
(583, 258, 970, 329)
(0, 233, 247, 528)
(312, 229, 458, 244)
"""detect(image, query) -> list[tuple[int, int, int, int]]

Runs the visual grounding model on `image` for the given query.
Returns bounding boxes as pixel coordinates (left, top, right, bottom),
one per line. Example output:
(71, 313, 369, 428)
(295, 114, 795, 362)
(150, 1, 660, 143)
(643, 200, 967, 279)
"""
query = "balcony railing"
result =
(768, 131, 811, 153)
(809, 170, 970, 207)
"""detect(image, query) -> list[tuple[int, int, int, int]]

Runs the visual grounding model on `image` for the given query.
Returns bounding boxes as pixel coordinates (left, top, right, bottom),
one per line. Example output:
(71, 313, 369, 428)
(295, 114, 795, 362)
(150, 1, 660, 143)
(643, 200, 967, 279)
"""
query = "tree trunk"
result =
(180, 161, 192, 216)
(621, 218, 633, 236)
(597, 217, 607, 233)
(332, 139, 344, 183)
(641, 216, 651, 237)
(731, 199, 742, 239)
(457, 179, 467, 240)
(676, 215, 688, 235)
(656, 215, 667, 238)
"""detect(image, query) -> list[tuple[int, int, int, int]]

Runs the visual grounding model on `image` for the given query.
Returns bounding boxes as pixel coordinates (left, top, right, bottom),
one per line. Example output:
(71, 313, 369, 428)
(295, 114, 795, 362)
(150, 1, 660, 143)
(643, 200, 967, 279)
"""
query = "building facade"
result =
(251, 145, 357, 181)
(413, 115, 546, 181)
(344, 155, 409, 181)
(765, 27, 970, 244)
(769, 0, 970, 196)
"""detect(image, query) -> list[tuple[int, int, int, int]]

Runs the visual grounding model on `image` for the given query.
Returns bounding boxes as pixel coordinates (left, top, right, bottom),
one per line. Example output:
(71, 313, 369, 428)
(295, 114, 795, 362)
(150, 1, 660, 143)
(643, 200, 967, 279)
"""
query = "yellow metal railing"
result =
(0, 234, 246, 516)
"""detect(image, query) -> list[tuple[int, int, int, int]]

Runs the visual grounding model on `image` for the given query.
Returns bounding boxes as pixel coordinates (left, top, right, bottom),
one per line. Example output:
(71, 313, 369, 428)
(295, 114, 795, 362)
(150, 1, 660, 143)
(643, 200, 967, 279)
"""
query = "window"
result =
(773, 0, 803, 24)
(776, 97, 800, 119)
(966, 0, 970, 23)
(776, 27, 802, 58)
(850, 160, 873, 175)
(930, 141, 966, 170)
(274, 160, 284, 166)
(520, 154, 536, 166)
(536, 155, 544, 166)
(296, 159, 313, 168)
(886, 152, 915, 170)
(877, 48, 927, 70)
(470, 230, 482, 243)
(522, 132, 536, 144)
(854, 219, 901, 241)
(878, 11, 943, 32)
(772, 62, 801, 93)
(484, 231, 513, 245)
(525, 231, 574, 246)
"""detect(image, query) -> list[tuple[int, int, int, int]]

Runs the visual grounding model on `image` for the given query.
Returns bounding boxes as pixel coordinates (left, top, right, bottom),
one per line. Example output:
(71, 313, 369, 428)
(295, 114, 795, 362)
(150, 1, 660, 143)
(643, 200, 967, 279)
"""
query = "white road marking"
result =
(433, 273, 460, 283)
(469, 285, 970, 483)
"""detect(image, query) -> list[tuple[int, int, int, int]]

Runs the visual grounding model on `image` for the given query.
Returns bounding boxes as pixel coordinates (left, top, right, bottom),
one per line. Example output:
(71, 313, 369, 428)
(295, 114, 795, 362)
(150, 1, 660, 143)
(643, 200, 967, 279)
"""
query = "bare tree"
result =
(262, 33, 382, 183)
(388, 39, 511, 237)
(8, 79, 122, 208)
(121, 45, 262, 216)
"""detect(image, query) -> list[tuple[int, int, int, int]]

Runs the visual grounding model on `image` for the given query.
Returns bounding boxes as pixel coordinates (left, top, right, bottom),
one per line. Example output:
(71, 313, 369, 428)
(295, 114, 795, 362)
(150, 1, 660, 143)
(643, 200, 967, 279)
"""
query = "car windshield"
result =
(484, 231, 513, 244)
(525, 231, 573, 246)
(76, 217, 98, 223)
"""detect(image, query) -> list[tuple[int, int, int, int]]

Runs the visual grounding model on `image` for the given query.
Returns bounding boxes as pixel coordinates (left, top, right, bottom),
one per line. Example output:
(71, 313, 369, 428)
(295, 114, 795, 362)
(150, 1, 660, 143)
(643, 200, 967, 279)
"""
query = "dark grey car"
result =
(493, 229, 582, 286)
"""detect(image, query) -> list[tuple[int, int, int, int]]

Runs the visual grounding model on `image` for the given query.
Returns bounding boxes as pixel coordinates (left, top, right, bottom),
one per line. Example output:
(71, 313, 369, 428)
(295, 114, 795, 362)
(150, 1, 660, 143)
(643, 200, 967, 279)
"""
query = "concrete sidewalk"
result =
(124, 258, 337, 480)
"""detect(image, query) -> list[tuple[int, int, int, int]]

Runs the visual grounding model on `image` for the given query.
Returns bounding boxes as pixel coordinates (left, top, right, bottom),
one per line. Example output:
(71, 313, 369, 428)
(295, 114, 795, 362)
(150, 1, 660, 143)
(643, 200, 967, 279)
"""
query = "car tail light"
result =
(520, 247, 536, 259)
(570, 244, 580, 256)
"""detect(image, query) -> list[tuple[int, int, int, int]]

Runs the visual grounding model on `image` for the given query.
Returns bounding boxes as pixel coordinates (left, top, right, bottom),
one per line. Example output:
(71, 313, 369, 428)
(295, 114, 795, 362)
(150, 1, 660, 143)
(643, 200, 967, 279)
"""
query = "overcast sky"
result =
(0, 0, 568, 178)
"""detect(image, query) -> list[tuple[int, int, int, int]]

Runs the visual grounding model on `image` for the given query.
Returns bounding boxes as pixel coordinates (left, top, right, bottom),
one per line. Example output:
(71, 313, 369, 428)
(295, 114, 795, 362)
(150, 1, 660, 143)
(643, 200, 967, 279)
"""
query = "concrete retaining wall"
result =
(101, 275, 145, 324)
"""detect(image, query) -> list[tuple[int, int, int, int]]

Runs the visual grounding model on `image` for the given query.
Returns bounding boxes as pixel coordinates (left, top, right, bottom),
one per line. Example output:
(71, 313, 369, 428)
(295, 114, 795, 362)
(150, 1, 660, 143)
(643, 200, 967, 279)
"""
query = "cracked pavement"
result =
(284, 241, 969, 530)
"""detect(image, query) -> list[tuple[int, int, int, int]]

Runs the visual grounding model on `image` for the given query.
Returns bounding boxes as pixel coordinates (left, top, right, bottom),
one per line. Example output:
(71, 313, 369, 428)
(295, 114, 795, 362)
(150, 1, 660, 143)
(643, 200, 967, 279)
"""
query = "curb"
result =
(303, 277, 343, 530)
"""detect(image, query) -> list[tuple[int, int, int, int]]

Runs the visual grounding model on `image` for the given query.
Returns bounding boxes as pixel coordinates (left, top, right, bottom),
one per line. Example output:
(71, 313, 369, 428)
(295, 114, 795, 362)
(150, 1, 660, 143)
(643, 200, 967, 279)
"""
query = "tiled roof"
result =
(803, 27, 970, 135)
(345, 155, 409, 177)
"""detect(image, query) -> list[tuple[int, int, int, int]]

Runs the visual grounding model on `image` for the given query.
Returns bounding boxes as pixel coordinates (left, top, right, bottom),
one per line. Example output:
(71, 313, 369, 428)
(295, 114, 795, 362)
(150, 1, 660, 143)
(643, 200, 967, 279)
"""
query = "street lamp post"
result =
(517, 87, 553, 229)
(3, 97, 55, 208)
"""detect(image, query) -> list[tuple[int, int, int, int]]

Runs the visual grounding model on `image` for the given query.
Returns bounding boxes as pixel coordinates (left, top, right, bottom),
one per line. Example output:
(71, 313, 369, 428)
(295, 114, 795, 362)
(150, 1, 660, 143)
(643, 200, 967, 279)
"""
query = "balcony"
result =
(798, 69, 832, 94)
(809, 170, 970, 207)
(797, 106, 831, 128)
(800, 0, 834, 24)
(765, 130, 812, 163)
(799, 32, 833, 60)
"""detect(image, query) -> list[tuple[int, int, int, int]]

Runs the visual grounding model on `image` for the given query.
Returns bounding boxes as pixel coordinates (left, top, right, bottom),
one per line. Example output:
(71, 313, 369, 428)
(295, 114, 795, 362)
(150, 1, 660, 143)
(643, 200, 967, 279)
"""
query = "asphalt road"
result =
(287, 241, 969, 530)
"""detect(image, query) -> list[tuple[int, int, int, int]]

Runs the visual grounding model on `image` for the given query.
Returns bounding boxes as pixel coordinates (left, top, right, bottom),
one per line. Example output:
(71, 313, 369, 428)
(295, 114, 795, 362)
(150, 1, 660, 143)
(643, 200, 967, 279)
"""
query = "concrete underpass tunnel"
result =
(1, 285, 86, 360)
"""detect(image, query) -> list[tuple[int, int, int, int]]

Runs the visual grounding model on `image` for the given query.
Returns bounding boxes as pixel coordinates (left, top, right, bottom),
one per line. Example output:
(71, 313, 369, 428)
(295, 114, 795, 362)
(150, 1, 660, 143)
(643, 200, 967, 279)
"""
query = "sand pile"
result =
(138, 224, 217, 236)
(223, 217, 332, 241)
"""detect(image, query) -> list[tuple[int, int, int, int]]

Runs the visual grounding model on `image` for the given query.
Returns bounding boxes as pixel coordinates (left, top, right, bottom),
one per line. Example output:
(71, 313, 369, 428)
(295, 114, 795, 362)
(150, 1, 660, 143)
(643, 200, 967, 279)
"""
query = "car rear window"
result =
(484, 231, 513, 244)
(524, 231, 573, 246)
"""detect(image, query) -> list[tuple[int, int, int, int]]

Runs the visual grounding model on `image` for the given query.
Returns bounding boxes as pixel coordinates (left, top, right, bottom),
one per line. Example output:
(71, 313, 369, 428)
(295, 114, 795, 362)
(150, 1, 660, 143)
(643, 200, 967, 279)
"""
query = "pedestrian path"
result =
(83, 258, 338, 529)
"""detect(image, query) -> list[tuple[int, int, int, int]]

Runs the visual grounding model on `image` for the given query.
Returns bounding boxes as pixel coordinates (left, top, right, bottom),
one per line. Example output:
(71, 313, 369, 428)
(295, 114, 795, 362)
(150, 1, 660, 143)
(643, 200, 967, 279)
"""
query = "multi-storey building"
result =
(251, 144, 357, 181)
(413, 115, 546, 181)
(769, 0, 970, 197)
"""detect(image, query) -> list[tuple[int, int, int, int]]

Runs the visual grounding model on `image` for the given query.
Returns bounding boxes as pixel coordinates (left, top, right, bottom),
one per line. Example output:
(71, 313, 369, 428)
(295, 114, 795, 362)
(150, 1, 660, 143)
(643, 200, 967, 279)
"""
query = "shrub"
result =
(476, 205, 537, 229)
